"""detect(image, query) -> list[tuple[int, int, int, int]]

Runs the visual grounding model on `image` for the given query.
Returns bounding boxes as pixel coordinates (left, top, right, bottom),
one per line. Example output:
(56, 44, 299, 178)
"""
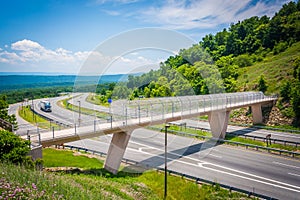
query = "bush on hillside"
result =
(0, 130, 31, 165)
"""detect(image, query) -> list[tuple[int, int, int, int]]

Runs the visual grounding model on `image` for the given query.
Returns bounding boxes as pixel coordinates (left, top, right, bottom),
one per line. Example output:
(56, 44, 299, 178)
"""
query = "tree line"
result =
(106, 1, 300, 125)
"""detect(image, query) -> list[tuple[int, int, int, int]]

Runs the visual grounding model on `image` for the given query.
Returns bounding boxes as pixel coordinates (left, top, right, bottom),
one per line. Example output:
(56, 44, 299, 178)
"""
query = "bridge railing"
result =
(26, 92, 277, 143)
(111, 91, 276, 121)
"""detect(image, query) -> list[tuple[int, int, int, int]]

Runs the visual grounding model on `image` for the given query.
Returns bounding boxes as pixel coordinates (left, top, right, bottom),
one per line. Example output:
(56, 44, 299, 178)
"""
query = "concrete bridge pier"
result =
(251, 104, 263, 124)
(208, 111, 230, 139)
(104, 131, 132, 174)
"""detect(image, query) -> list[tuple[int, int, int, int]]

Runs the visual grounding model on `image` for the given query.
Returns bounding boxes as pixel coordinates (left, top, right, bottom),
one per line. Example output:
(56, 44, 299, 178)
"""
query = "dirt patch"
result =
(230, 106, 294, 126)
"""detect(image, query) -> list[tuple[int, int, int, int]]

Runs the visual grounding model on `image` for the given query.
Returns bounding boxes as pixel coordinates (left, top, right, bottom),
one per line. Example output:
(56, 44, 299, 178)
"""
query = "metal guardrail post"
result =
(38, 133, 41, 145)
(27, 135, 31, 145)
(125, 107, 128, 125)
(172, 102, 174, 117)
(110, 116, 113, 129)
(162, 102, 165, 120)
(36, 123, 39, 135)
(94, 120, 96, 132)
(138, 105, 141, 124)
(52, 126, 55, 138)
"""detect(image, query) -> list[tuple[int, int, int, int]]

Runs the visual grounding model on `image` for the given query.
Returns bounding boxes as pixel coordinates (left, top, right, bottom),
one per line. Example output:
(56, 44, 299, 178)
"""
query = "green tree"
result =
(0, 95, 17, 129)
(112, 85, 130, 99)
(291, 81, 300, 125)
(0, 130, 30, 164)
(258, 75, 268, 93)
(280, 81, 292, 102)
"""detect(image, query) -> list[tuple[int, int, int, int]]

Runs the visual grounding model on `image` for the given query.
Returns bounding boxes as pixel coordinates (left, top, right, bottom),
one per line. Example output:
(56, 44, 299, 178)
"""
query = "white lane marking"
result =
(128, 140, 300, 192)
(209, 154, 222, 158)
(199, 163, 300, 193)
(288, 173, 300, 177)
(273, 161, 300, 169)
(204, 163, 300, 190)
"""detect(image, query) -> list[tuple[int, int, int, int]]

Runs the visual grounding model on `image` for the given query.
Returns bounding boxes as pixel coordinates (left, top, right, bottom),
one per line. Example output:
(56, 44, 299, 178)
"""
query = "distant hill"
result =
(0, 74, 131, 92)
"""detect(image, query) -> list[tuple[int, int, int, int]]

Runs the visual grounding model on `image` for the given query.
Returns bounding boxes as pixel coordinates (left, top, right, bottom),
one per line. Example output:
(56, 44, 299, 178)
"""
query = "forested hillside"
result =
(108, 1, 300, 125)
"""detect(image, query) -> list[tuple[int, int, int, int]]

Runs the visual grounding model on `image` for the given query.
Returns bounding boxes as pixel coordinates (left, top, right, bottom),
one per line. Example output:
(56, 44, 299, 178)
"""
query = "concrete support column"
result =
(208, 111, 230, 139)
(251, 104, 263, 124)
(104, 131, 131, 174)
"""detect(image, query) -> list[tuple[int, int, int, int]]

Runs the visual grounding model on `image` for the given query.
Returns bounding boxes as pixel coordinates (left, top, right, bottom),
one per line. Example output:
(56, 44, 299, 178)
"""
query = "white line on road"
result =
(199, 163, 300, 193)
(128, 140, 300, 192)
(288, 173, 300, 177)
(131, 143, 300, 193)
(273, 161, 300, 169)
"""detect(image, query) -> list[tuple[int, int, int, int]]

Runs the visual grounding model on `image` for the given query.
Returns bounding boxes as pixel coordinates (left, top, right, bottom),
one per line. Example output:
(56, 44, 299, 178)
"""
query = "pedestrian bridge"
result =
(28, 91, 277, 174)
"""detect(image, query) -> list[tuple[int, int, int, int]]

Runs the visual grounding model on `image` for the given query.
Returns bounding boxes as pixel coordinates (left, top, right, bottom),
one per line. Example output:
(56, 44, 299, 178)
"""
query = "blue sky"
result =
(0, 0, 292, 74)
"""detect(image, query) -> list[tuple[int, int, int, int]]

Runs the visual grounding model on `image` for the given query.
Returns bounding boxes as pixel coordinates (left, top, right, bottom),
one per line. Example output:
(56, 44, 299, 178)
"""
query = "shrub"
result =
(0, 130, 30, 165)
(233, 54, 253, 67)
(273, 41, 288, 55)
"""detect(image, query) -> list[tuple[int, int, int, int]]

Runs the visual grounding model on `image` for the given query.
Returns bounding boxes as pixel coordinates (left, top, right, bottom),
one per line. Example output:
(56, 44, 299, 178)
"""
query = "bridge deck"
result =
(25, 92, 277, 147)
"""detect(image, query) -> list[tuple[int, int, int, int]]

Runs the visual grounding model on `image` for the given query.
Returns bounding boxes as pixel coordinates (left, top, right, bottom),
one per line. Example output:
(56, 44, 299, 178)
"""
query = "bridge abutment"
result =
(251, 104, 263, 124)
(104, 131, 132, 174)
(208, 111, 230, 139)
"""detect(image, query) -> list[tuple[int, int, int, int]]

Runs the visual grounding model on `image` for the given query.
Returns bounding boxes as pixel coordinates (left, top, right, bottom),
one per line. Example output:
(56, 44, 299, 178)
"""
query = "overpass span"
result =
(27, 91, 277, 174)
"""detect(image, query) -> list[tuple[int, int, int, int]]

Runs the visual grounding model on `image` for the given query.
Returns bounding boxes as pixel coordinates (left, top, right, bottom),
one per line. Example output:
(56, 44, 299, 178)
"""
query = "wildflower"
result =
(32, 183, 37, 190)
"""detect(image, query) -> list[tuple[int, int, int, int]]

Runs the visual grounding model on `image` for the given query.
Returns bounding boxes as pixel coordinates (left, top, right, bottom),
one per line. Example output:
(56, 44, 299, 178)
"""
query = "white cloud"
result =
(11, 39, 43, 51)
(0, 39, 94, 72)
(95, 0, 139, 5)
(139, 0, 291, 30)
(102, 9, 121, 16)
(0, 39, 165, 74)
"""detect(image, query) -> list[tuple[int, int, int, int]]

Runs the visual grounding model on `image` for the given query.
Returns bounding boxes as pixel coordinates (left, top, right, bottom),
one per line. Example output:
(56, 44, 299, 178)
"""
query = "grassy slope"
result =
(237, 42, 300, 94)
(0, 148, 255, 200)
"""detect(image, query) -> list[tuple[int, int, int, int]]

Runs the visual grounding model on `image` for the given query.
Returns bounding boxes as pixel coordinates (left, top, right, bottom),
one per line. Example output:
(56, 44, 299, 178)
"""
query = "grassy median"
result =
(18, 105, 61, 130)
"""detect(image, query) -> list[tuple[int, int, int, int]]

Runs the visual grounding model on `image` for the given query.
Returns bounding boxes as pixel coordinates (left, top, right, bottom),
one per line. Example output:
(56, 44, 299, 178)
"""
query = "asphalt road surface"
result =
(68, 128, 300, 200)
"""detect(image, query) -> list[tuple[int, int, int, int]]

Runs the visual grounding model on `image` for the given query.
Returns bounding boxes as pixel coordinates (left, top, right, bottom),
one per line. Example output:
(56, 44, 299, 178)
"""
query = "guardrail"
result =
(167, 123, 300, 148)
(228, 122, 300, 134)
(227, 132, 300, 147)
(148, 126, 300, 158)
(60, 144, 277, 200)
(0, 118, 16, 132)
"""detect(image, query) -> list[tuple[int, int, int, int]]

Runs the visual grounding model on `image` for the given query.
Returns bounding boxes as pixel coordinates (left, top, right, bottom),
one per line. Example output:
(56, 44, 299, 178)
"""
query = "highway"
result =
(67, 128, 300, 200)
(7, 94, 300, 199)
